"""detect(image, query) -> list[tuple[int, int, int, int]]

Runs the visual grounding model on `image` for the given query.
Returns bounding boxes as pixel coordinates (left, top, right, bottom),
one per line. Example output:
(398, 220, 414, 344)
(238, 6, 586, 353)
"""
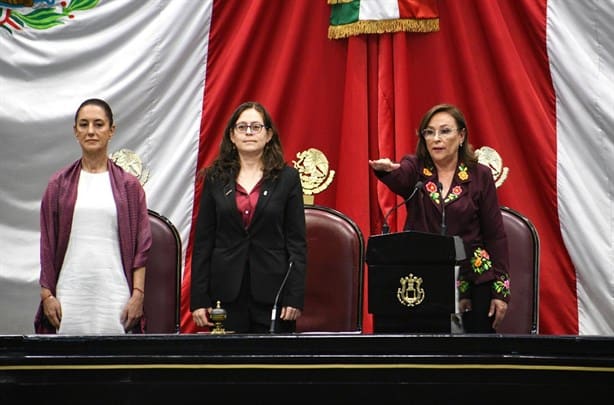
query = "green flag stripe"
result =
(329, 1, 360, 26)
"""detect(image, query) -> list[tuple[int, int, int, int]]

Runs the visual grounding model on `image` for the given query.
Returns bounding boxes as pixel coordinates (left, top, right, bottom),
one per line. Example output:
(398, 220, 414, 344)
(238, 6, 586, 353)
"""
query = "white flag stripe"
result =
(0, 0, 212, 333)
(547, 0, 614, 335)
(359, 0, 401, 20)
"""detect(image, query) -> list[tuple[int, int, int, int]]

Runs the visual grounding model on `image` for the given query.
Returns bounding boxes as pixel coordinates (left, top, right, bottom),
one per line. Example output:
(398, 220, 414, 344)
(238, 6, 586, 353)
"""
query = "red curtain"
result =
(181, 0, 576, 335)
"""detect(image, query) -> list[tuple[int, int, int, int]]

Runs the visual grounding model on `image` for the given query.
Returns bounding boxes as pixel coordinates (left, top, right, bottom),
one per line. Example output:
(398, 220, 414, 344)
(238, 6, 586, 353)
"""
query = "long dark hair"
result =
(206, 101, 285, 184)
(415, 103, 477, 168)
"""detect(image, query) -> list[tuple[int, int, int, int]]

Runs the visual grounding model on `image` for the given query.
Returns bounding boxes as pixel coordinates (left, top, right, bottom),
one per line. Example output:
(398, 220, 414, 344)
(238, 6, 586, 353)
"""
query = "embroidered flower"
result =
(444, 185, 463, 203)
(423, 167, 433, 177)
(470, 247, 492, 275)
(457, 279, 471, 294)
(457, 163, 469, 181)
(492, 275, 511, 298)
(425, 181, 440, 203)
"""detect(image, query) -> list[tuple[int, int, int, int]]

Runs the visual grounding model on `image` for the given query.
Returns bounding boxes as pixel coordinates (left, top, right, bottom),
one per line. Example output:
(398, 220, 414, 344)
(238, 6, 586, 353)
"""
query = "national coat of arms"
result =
(110, 148, 150, 187)
(475, 145, 509, 188)
(1, 0, 99, 35)
(293, 147, 335, 205)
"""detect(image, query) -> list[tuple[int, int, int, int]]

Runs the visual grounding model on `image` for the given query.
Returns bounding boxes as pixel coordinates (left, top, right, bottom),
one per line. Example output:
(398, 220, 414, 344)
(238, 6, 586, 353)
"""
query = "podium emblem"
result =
(396, 274, 425, 307)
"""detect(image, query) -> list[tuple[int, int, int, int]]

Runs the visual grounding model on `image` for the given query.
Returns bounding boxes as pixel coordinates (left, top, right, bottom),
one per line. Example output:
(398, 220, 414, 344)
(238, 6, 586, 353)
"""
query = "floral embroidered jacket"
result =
(374, 155, 510, 302)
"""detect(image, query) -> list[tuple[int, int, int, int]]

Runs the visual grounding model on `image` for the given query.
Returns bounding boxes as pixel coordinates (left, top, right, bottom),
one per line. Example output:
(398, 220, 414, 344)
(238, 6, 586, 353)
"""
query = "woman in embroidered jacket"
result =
(34, 98, 151, 334)
(369, 103, 510, 333)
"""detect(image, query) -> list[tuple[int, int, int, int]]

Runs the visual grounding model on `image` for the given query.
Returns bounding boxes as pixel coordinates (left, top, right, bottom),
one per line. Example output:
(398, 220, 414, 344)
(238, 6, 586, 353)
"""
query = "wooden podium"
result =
(366, 230, 467, 333)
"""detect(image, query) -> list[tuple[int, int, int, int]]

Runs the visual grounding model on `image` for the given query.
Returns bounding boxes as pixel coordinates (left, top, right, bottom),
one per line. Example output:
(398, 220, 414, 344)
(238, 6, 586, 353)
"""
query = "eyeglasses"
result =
(234, 122, 266, 134)
(421, 127, 458, 138)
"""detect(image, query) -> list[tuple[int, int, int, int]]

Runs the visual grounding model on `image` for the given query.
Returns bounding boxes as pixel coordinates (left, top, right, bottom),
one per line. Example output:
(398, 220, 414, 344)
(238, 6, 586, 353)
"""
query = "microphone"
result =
(381, 181, 424, 234)
(270, 261, 293, 333)
(437, 182, 447, 236)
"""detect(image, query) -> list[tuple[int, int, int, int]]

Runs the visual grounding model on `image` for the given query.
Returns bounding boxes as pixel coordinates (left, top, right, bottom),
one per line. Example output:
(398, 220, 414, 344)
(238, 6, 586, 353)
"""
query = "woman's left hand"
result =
(280, 306, 302, 321)
(122, 291, 145, 331)
(489, 298, 508, 330)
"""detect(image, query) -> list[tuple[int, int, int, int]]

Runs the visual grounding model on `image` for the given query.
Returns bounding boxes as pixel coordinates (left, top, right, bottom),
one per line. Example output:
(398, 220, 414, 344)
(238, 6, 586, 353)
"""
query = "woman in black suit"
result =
(190, 102, 307, 333)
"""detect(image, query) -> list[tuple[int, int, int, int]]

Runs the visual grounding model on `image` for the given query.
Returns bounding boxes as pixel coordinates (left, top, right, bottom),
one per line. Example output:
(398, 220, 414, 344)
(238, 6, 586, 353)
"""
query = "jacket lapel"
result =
(221, 180, 244, 228)
(250, 176, 275, 227)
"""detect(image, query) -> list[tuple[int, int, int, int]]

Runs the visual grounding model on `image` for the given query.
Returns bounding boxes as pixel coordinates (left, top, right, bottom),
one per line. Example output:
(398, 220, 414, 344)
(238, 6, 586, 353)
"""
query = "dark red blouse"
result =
(235, 180, 262, 228)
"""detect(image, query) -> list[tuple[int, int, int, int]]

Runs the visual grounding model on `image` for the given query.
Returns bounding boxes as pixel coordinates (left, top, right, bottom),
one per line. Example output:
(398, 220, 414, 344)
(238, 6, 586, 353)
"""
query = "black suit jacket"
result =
(190, 165, 307, 311)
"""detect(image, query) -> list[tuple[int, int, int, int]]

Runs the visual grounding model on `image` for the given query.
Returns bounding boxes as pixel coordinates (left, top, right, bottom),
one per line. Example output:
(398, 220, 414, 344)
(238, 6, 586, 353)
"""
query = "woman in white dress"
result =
(35, 98, 152, 334)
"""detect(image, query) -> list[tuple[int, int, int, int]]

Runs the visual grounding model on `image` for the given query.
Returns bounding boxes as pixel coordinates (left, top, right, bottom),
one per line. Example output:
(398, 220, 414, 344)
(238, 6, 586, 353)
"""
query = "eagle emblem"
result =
(293, 147, 335, 205)
(475, 146, 509, 188)
(110, 148, 150, 187)
(1, 0, 99, 34)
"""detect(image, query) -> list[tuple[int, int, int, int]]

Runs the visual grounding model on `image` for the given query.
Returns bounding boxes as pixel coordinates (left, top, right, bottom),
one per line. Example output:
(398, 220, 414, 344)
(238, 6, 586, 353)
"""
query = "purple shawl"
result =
(34, 159, 152, 333)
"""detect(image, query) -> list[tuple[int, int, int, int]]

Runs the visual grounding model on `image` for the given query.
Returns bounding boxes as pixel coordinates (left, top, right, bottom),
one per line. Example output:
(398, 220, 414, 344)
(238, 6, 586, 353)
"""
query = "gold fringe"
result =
(328, 19, 439, 40)
(327, 0, 354, 4)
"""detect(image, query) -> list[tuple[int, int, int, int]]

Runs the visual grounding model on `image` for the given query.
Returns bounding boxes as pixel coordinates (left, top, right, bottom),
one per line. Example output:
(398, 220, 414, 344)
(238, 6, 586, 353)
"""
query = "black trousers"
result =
(222, 267, 296, 334)
(462, 282, 496, 334)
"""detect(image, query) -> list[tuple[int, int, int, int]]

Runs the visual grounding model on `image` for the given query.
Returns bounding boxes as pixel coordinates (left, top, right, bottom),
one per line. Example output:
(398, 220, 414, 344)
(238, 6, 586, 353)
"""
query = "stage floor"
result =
(1, 333, 613, 404)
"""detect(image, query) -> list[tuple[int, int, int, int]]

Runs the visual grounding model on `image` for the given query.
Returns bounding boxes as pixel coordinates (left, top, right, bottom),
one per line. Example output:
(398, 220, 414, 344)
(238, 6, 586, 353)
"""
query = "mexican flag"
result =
(0, 0, 612, 336)
(328, 0, 439, 38)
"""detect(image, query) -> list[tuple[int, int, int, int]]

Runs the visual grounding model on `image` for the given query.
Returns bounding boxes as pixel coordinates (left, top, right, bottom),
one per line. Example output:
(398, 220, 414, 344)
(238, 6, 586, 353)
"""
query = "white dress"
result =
(56, 170, 130, 334)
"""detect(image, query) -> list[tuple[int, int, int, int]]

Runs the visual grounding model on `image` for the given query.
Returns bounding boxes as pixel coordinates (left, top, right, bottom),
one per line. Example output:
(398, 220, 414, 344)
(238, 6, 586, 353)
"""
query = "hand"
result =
(192, 307, 214, 328)
(121, 291, 144, 331)
(42, 295, 62, 330)
(280, 306, 302, 321)
(368, 158, 400, 172)
(458, 298, 472, 313)
(489, 298, 508, 330)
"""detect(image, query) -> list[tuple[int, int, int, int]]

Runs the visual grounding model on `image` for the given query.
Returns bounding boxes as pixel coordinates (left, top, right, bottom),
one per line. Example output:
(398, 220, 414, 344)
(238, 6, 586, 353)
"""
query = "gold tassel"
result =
(328, 19, 439, 40)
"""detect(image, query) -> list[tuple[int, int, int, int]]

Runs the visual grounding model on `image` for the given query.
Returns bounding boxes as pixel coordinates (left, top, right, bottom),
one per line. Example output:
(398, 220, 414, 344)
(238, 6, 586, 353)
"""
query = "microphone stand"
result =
(270, 262, 293, 333)
(437, 182, 447, 236)
(381, 181, 424, 234)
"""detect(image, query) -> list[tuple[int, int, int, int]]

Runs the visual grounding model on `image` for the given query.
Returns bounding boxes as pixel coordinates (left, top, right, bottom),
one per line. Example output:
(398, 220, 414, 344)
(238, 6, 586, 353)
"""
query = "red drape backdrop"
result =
(180, 0, 576, 335)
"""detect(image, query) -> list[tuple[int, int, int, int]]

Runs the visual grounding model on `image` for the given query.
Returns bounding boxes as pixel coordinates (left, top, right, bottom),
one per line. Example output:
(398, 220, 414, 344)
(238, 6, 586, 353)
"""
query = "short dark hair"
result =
(74, 98, 114, 126)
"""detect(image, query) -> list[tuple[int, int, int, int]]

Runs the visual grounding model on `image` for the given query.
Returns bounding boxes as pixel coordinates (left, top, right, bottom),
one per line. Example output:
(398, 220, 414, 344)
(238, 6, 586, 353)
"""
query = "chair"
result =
(497, 206, 540, 334)
(144, 209, 182, 334)
(296, 205, 364, 333)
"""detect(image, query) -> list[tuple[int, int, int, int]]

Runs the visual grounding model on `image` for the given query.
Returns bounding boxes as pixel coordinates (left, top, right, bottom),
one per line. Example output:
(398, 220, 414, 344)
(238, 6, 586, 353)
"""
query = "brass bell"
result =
(209, 301, 227, 334)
